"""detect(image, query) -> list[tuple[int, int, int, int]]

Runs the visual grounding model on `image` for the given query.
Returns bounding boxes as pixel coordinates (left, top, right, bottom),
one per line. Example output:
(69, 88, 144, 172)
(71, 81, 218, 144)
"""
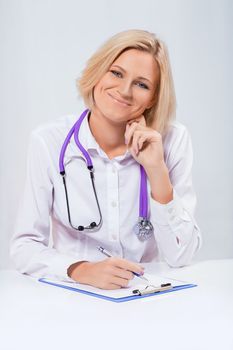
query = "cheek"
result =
(93, 83, 110, 108)
(134, 93, 153, 109)
(144, 89, 156, 108)
(130, 95, 154, 116)
(94, 78, 111, 97)
(93, 83, 104, 103)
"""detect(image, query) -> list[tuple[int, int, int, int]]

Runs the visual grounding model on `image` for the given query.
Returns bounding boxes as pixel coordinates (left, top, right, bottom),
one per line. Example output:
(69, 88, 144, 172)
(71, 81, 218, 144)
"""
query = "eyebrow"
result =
(111, 64, 153, 85)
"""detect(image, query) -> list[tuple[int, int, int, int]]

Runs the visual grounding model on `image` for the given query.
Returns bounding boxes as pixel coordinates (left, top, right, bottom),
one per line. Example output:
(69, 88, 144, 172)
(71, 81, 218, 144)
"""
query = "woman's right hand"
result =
(67, 258, 145, 290)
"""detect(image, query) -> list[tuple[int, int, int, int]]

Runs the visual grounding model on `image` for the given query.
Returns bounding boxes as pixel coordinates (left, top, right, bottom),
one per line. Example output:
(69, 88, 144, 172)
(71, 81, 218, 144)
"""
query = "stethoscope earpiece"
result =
(77, 222, 96, 231)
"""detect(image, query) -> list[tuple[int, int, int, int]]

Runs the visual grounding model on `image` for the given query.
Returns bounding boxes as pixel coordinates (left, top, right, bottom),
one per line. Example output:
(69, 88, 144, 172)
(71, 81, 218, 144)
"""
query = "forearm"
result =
(145, 161, 173, 204)
(148, 185, 202, 267)
(10, 235, 78, 281)
(152, 220, 201, 267)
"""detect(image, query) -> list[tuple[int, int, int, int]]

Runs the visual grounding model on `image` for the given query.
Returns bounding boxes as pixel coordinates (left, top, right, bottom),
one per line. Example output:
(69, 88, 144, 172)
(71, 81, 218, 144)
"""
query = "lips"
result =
(108, 93, 131, 107)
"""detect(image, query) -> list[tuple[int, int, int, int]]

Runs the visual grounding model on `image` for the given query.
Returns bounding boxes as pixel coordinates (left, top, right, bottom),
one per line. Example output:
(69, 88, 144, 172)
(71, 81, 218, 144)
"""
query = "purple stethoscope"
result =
(59, 109, 154, 241)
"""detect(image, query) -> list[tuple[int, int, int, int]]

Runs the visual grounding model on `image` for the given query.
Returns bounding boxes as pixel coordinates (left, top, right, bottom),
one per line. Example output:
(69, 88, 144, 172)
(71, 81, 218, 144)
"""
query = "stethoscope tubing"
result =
(58, 109, 153, 238)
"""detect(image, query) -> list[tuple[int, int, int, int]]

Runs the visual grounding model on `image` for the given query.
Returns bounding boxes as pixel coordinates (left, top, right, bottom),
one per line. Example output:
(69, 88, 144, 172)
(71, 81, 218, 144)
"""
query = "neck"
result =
(88, 107, 127, 159)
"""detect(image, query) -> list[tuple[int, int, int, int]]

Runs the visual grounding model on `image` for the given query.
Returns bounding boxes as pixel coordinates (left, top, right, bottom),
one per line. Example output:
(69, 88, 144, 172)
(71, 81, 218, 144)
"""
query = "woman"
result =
(10, 29, 201, 290)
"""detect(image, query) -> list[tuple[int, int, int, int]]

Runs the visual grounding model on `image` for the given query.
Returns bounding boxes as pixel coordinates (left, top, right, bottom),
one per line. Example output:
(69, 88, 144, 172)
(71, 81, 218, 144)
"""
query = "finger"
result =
(132, 131, 149, 155)
(105, 283, 122, 290)
(110, 257, 144, 275)
(138, 135, 148, 151)
(138, 115, 146, 127)
(103, 261, 133, 280)
(137, 131, 161, 151)
(124, 123, 129, 144)
(114, 267, 134, 281)
(127, 115, 146, 126)
(127, 124, 147, 148)
(125, 122, 138, 146)
(125, 119, 148, 146)
(102, 264, 133, 288)
(131, 130, 142, 155)
(111, 275, 130, 288)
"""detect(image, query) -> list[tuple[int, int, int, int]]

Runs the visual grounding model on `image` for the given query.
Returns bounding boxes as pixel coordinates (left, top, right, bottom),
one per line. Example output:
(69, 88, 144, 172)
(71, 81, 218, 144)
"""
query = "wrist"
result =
(144, 160, 167, 178)
(145, 162, 173, 204)
(67, 261, 91, 281)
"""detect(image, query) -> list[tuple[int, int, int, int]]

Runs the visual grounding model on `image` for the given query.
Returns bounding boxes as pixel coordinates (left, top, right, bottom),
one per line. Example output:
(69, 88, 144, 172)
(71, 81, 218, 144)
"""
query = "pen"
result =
(97, 246, 149, 282)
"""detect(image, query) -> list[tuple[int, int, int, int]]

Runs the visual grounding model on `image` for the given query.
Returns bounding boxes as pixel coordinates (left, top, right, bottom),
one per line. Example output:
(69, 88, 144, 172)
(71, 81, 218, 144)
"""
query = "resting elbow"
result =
(165, 233, 202, 268)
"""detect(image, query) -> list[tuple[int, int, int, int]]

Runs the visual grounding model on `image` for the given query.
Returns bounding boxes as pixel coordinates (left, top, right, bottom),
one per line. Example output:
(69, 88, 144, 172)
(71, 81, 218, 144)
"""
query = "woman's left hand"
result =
(124, 115, 165, 170)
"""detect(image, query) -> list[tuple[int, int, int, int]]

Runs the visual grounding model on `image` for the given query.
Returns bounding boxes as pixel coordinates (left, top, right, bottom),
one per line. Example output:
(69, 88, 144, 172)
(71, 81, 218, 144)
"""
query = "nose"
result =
(118, 79, 132, 99)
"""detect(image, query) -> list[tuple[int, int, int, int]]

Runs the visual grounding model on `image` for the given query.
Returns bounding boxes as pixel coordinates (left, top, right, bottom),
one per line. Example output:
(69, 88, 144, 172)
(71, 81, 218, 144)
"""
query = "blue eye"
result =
(110, 70, 122, 78)
(136, 82, 149, 90)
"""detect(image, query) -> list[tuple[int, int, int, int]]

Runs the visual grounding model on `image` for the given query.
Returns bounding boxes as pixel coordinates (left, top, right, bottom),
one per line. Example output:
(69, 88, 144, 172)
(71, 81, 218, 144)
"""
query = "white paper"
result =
(40, 273, 189, 299)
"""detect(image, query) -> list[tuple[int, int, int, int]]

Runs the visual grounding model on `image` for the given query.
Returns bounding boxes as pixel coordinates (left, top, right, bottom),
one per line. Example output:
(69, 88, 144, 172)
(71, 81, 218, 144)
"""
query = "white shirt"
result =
(10, 111, 202, 281)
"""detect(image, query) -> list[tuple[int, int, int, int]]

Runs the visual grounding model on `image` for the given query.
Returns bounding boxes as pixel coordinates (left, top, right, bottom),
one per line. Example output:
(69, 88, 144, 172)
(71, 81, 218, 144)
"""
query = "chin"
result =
(106, 112, 129, 124)
(97, 104, 130, 123)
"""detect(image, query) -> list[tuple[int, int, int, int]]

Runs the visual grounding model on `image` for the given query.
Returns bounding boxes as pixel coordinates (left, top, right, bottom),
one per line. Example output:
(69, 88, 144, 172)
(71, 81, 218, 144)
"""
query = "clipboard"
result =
(38, 273, 197, 303)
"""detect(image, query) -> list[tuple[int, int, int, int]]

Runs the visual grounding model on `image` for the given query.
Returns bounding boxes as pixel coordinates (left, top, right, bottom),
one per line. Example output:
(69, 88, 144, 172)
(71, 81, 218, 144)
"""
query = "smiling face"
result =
(93, 49, 160, 124)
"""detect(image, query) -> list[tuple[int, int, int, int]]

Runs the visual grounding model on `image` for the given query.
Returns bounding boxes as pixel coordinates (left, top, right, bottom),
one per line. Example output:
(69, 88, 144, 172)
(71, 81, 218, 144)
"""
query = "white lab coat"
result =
(10, 112, 201, 281)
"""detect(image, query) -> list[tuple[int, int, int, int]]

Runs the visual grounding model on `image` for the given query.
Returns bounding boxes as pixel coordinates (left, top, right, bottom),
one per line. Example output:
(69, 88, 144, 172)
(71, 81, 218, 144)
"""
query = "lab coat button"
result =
(111, 201, 117, 207)
(112, 234, 117, 240)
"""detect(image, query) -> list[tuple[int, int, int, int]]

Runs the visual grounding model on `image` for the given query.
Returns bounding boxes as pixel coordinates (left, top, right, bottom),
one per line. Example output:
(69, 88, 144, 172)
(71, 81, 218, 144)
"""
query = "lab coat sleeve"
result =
(149, 125, 202, 267)
(10, 131, 78, 281)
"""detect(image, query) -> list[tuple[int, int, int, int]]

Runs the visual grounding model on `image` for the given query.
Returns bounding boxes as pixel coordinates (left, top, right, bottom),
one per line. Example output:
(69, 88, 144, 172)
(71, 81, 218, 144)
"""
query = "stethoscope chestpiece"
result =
(133, 217, 154, 241)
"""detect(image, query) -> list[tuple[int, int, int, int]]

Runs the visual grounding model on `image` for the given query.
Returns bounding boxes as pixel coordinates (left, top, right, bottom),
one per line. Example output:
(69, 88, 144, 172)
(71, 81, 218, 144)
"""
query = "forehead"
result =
(112, 49, 159, 82)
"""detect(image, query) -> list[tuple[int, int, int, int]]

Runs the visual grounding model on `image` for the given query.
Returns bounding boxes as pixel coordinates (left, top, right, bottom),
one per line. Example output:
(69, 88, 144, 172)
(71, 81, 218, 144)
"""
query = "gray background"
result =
(0, 0, 232, 269)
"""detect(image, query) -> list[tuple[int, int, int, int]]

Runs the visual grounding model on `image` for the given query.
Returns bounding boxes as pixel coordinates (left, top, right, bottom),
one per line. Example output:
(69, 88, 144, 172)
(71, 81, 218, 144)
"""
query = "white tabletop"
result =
(1, 259, 233, 350)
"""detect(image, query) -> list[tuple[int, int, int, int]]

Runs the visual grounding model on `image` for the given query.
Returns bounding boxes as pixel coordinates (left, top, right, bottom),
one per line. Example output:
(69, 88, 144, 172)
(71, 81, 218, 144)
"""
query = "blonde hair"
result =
(77, 29, 176, 134)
